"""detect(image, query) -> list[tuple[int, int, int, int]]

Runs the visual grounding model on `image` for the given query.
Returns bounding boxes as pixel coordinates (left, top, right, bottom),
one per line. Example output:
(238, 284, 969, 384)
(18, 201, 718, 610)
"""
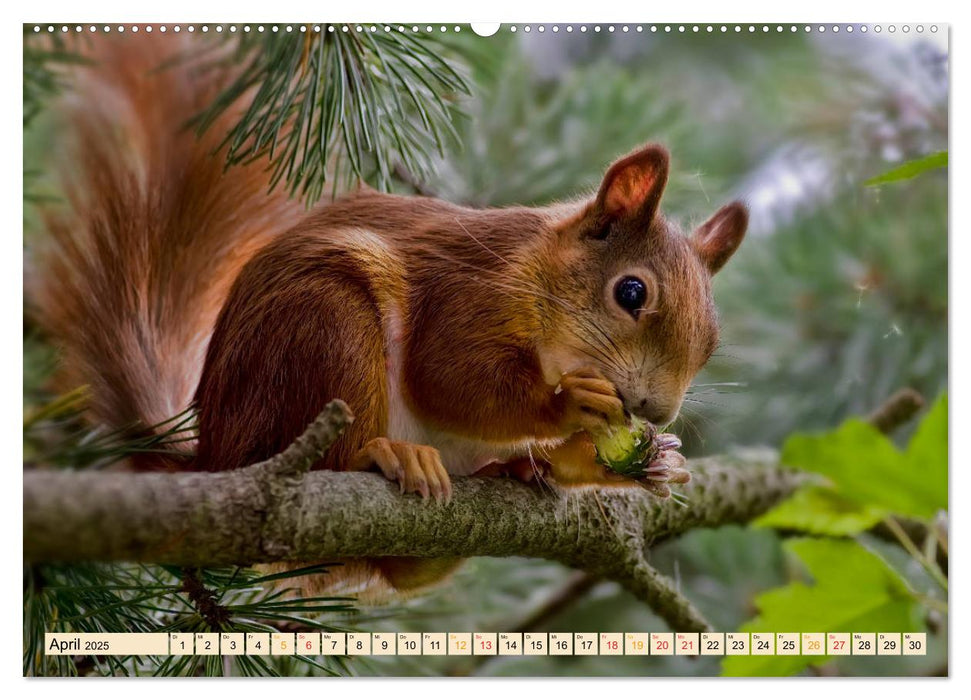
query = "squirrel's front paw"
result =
(350, 438, 452, 503)
(554, 366, 626, 437)
(637, 433, 691, 498)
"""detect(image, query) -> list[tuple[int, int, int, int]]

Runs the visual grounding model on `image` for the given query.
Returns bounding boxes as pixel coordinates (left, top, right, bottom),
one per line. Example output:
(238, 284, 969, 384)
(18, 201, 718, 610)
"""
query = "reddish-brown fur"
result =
(28, 34, 307, 468)
(31, 34, 747, 596)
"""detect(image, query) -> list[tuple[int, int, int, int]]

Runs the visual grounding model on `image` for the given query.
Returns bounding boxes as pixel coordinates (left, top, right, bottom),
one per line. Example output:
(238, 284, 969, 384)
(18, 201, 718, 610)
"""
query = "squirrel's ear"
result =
(692, 201, 748, 274)
(595, 144, 669, 226)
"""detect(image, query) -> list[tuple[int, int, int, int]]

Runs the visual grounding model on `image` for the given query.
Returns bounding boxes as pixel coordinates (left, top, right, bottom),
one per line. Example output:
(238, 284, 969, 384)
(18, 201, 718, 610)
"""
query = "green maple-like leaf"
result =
(905, 394, 947, 497)
(763, 394, 948, 531)
(754, 485, 888, 536)
(722, 538, 923, 677)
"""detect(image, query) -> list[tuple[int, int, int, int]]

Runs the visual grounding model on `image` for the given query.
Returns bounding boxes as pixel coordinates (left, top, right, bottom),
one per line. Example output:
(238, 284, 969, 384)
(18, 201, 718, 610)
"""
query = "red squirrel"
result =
(31, 35, 746, 595)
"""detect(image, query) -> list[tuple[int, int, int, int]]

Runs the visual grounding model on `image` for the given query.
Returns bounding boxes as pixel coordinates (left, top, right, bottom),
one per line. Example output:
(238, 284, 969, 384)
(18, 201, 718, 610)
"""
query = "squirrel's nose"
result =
(634, 398, 679, 427)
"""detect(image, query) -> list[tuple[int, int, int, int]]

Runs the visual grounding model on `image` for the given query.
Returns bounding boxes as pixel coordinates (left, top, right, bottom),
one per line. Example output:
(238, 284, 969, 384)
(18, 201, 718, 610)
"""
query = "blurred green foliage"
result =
(703, 178, 947, 451)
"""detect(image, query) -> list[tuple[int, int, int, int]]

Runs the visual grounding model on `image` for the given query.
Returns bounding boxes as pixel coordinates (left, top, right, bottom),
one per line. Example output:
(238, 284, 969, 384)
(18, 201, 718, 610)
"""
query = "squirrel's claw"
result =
(641, 480, 672, 499)
(350, 438, 452, 504)
(654, 432, 682, 451)
(638, 437, 691, 492)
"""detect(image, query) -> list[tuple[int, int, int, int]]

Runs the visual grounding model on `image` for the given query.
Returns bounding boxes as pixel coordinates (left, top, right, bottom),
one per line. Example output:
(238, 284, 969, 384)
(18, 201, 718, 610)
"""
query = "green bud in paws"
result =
(593, 417, 659, 479)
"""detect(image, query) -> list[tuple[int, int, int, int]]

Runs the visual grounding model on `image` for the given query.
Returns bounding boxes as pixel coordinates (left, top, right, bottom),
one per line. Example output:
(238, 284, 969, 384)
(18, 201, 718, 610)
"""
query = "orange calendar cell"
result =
(346, 633, 371, 655)
(371, 633, 395, 655)
(827, 632, 850, 656)
(523, 632, 546, 656)
(700, 632, 724, 656)
(725, 632, 749, 656)
(397, 633, 422, 656)
(651, 632, 674, 656)
(448, 632, 472, 655)
(194, 633, 219, 656)
(903, 633, 927, 656)
(297, 632, 320, 656)
(625, 633, 650, 656)
(574, 633, 598, 656)
(549, 632, 573, 656)
(878, 633, 901, 656)
(776, 633, 800, 656)
(473, 632, 497, 656)
(751, 632, 774, 655)
(246, 633, 270, 656)
(220, 633, 244, 656)
(169, 632, 193, 656)
(320, 633, 345, 656)
(852, 633, 876, 656)
(676, 632, 699, 656)
(271, 633, 295, 655)
(801, 633, 824, 656)
(498, 632, 523, 655)
(599, 633, 623, 656)
(422, 633, 447, 656)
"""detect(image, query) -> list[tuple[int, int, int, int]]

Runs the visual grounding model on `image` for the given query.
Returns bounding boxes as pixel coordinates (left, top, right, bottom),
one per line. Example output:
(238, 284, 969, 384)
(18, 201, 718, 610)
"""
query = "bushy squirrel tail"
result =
(28, 33, 306, 468)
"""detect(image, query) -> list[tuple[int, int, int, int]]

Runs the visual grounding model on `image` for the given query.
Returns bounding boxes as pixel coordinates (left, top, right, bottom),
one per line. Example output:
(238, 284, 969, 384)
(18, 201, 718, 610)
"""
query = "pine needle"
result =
(191, 29, 471, 204)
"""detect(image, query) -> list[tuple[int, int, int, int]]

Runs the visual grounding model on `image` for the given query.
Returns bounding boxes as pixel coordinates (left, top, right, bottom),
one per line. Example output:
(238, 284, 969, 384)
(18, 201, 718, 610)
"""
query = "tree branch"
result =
(25, 425, 802, 632)
(866, 387, 924, 434)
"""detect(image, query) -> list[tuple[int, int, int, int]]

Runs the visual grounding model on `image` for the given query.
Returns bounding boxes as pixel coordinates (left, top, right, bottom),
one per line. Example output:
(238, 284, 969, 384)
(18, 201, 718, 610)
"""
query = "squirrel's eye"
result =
(613, 276, 648, 317)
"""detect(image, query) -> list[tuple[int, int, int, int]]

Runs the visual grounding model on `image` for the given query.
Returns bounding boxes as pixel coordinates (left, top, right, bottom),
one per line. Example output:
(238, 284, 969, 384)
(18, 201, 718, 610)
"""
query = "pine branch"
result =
(24, 400, 804, 633)
(192, 29, 470, 203)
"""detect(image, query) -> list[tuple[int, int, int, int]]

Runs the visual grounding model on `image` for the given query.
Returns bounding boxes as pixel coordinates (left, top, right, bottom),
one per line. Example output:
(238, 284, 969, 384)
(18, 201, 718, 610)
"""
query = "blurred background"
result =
(23, 25, 948, 676)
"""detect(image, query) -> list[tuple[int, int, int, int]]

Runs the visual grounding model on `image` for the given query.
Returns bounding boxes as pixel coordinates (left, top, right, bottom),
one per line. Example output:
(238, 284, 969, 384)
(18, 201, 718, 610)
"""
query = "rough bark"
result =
(23, 401, 806, 632)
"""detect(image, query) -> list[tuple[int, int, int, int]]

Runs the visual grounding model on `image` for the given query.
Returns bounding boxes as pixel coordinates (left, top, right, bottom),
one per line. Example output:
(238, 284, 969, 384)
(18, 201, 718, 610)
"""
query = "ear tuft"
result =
(596, 144, 670, 225)
(692, 201, 748, 274)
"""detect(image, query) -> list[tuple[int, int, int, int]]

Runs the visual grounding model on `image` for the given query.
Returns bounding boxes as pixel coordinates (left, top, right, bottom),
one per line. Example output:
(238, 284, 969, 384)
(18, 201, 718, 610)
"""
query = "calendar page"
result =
(22, 13, 949, 680)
